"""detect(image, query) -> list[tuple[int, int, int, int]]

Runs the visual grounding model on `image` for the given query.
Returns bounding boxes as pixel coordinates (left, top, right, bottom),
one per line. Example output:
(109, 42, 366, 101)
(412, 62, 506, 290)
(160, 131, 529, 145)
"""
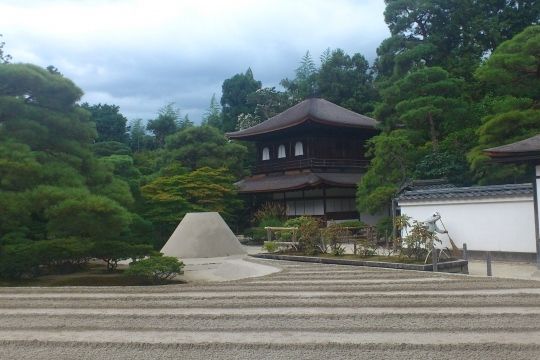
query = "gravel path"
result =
(1, 259, 539, 359)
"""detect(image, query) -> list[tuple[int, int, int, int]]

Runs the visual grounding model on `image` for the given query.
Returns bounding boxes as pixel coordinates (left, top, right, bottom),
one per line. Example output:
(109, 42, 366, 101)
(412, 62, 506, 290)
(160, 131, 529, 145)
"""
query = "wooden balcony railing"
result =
(253, 158, 369, 174)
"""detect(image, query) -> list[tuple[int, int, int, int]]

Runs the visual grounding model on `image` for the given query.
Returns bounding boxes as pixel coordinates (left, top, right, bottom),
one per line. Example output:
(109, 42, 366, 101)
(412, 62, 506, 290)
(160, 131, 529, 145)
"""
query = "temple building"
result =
(226, 98, 378, 223)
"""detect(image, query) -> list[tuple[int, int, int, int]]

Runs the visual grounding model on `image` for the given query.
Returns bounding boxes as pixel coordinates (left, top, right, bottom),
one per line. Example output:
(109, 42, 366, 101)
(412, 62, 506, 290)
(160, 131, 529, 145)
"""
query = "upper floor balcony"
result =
(252, 158, 369, 175)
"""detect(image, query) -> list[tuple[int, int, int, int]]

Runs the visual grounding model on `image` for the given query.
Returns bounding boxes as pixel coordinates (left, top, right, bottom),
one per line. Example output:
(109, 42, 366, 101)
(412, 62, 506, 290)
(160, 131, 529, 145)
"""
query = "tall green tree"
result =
(359, 67, 474, 213)
(281, 49, 377, 114)
(317, 49, 377, 114)
(469, 25, 540, 183)
(178, 114, 194, 131)
(128, 118, 154, 152)
(220, 68, 261, 132)
(357, 131, 416, 214)
(246, 87, 293, 120)
(0, 63, 139, 247)
(146, 103, 180, 147)
(165, 125, 248, 177)
(281, 51, 318, 101)
(236, 87, 294, 130)
(141, 167, 243, 245)
(375, 0, 540, 81)
(81, 103, 128, 143)
(201, 94, 223, 129)
(236, 87, 293, 130)
(379, 67, 471, 146)
(45, 194, 131, 241)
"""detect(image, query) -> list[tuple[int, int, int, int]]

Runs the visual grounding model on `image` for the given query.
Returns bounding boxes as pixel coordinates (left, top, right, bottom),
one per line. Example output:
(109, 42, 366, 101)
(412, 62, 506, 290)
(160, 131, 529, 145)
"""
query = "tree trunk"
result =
(428, 112, 439, 150)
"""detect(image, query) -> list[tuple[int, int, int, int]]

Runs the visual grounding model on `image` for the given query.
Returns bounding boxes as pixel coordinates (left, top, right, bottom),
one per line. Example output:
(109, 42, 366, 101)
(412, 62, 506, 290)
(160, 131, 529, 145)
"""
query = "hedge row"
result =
(0, 238, 155, 279)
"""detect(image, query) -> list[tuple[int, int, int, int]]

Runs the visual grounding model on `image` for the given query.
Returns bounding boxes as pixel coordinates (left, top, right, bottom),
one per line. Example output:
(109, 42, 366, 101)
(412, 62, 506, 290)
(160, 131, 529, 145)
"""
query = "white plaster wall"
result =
(398, 197, 536, 253)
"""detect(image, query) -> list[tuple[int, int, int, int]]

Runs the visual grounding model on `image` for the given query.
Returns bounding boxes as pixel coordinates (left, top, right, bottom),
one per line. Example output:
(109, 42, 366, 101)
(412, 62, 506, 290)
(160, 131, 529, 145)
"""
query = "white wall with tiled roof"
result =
(398, 196, 535, 254)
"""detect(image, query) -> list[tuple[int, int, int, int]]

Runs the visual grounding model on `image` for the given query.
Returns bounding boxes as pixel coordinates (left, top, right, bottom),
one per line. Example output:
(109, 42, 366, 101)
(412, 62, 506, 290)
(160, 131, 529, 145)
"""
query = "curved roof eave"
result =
(228, 116, 377, 140)
(235, 172, 362, 193)
(226, 98, 378, 140)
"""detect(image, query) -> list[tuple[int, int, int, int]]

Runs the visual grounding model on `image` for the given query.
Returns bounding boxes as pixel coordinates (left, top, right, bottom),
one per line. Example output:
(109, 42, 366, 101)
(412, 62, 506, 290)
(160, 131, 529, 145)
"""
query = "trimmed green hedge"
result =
(124, 256, 184, 284)
(0, 239, 155, 279)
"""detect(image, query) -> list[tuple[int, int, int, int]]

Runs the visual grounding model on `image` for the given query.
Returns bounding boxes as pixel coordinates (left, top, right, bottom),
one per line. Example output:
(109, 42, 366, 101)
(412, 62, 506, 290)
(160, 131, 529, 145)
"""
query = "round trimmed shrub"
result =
(124, 256, 184, 284)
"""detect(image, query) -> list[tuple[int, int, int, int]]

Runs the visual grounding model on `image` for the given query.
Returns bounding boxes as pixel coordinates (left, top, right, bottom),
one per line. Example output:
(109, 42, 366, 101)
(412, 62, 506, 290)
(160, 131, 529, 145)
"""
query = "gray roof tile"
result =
(398, 183, 533, 202)
(227, 98, 377, 139)
(485, 134, 540, 154)
(235, 172, 362, 193)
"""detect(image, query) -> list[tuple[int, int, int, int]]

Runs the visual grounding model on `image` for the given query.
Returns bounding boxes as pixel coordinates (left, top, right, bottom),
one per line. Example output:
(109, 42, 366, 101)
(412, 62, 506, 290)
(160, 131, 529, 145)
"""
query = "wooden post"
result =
(266, 227, 272, 242)
(322, 187, 327, 215)
(533, 165, 540, 269)
(432, 242, 438, 272)
(462, 243, 468, 261)
(486, 251, 492, 277)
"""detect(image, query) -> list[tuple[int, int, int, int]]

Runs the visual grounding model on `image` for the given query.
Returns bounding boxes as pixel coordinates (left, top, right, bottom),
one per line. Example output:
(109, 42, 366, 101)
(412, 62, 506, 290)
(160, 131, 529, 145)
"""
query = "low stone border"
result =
(251, 253, 469, 273)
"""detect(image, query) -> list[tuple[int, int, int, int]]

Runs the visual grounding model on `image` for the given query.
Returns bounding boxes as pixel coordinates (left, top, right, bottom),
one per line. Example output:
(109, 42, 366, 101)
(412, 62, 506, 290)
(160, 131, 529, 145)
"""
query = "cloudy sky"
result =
(1, 0, 389, 123)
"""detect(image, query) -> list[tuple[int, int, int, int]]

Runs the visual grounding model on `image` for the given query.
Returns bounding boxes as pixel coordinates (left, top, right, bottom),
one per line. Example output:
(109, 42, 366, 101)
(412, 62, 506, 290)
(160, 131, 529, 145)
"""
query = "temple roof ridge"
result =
(226, 98, 378, 140)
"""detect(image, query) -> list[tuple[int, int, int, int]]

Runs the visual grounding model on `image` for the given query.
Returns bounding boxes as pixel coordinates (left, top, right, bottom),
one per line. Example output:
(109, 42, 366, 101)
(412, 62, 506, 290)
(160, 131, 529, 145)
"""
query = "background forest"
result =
(0, 1, 539, 278)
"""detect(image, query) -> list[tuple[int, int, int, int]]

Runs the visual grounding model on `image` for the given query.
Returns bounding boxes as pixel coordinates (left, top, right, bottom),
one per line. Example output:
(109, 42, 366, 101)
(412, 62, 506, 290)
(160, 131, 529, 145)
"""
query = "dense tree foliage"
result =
(0, 62, 248, 278)
(220, 68, 262, 132)
(141, 167, 243, 246)
(201, 94, 222, 128)
(281, 48, 378, 114)
(281, 51, 319, 101)
(0, 63, 155, 278)
(1, 3, 538, 278)
(81, 103, 128, 143)
(165, 125, 248, 177)
(317, 49, 377, 114)
(469, 25, 540, 183)
(376, 0, 539, 81)
(125, 255, 184, 284)
(128, 118, 154, 152)
(146, 103, 181, 147)
(357, 3, 539, 215)
(356, 131, 415, 214)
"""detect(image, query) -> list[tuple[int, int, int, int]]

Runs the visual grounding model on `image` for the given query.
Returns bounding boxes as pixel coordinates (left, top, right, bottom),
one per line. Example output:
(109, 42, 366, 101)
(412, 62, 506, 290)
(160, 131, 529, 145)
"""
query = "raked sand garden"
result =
(1, 258, 540, 359)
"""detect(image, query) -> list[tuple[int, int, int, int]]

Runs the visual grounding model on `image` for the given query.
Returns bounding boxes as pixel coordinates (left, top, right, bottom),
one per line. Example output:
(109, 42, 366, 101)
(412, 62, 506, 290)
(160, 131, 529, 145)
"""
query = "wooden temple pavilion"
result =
(485, 134, 540, 268)
(226, 98, 378, 222)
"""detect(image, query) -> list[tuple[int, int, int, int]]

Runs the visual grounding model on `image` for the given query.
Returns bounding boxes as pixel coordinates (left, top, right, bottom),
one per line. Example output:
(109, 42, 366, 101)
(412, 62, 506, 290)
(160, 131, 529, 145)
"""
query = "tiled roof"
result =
(226, 98, 377, 139)
(398, 179, 456, 193)
(484, 134, 540, 163)
(486, 134, 540, 154)
(397, 183, 533, 202)
(235, 172, 362, 193)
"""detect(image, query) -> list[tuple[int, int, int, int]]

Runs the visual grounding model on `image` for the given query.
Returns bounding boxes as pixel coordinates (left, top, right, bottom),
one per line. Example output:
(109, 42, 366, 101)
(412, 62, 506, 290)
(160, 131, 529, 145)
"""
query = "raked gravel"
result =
(1, 258, 540, 359)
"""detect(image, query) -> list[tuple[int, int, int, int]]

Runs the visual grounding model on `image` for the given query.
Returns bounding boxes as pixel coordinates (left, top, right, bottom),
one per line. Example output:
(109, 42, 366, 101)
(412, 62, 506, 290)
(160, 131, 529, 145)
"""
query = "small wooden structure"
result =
(485, 134, 540, 268)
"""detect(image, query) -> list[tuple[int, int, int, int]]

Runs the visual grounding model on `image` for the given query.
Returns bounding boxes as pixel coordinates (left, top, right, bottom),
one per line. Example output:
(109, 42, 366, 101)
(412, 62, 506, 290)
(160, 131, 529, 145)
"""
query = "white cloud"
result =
(0, 0, 389, 122)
